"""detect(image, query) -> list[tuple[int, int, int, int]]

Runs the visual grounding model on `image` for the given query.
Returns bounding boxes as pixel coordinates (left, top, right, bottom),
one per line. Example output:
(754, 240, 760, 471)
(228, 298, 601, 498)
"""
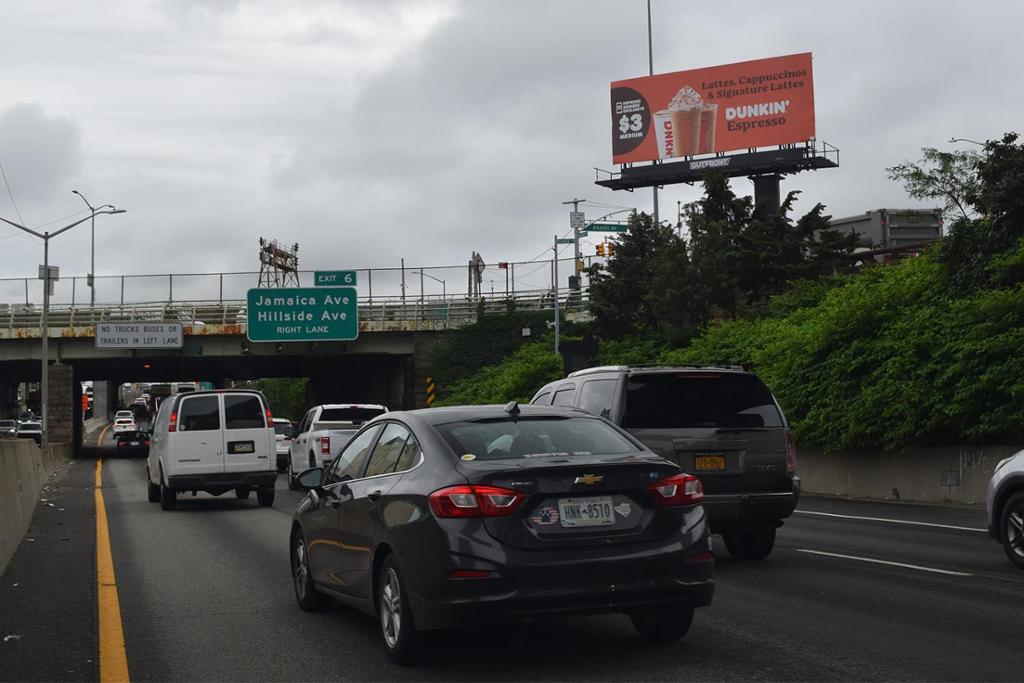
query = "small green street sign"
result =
(246, 287, 358, 342)
(315, 270, 357, 286)
(556, 238, 575, 244)
(587, 223, 629, 232)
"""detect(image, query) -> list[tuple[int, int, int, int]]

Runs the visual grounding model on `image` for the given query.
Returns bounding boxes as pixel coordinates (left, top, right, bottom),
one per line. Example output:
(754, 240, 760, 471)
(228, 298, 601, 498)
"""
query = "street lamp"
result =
(949, 137, 985, 147)
(0, 207, 126, 444)
(71, 190, 116, 307)
(411, 270, 446, 299)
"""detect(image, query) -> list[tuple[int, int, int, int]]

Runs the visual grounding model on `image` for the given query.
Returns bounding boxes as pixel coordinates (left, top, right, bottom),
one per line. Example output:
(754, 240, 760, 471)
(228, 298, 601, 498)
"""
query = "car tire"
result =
(723, 527, 776, 560)
(159, 479, 177, 511)
(378, 556, 420, 664)
(257, 487, 275, 507)
(235, 487, 250, 500)
(631, 606, 695, 642)
(291, 530, 329, 611)
(999, 491, 1024, 569)
(287, 461, 299, 491)
(146, 470, 160, 503)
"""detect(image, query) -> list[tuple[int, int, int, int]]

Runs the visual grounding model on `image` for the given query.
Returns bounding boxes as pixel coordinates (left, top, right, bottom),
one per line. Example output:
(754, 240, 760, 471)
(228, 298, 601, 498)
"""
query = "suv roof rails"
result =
(567, 363, 745, 378)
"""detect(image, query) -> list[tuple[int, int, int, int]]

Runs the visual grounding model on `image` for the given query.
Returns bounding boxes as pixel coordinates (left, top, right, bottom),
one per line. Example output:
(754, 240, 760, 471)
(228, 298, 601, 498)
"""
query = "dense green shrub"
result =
(433, 339, 563, 406)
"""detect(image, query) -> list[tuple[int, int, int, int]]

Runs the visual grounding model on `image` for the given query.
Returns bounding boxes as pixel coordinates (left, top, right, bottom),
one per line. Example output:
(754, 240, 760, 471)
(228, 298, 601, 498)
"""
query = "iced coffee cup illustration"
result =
(653, 110, 675, 159)
(698, 103, 718, 154)
(665, 85, 709, 157)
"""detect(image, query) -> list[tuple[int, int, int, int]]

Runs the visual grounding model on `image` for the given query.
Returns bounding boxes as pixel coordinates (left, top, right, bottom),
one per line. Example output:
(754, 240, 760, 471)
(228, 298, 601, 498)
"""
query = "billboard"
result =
(611, 53, 814, 164)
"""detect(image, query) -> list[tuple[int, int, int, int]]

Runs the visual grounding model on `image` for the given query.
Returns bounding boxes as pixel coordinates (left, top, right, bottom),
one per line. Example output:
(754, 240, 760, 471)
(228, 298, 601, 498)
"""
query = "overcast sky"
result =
(0, 0, 1020, 301)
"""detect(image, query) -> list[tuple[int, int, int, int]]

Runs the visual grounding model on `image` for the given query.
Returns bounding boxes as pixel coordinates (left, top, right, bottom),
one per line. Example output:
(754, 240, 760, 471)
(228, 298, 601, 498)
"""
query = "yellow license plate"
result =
(694, 455, 726, 471)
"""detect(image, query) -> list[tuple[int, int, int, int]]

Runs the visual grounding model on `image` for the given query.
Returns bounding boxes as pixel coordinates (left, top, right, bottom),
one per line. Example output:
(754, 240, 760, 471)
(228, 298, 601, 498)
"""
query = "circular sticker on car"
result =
(461, 453, 477, 461)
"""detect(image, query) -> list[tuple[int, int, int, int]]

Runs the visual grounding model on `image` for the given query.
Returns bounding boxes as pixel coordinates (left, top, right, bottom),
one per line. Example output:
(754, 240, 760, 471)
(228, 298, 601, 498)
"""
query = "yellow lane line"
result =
(95, 459, 130, 682)
(97, 423, 112, 448)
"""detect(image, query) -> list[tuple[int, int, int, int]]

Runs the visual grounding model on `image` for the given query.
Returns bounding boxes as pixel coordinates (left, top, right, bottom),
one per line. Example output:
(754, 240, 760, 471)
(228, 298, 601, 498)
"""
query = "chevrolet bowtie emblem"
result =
(574, 474, 604, 485)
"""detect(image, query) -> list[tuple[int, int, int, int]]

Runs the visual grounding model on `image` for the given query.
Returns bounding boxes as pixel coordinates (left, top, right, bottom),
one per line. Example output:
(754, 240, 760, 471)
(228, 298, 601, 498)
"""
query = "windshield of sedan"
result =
(435, 416, 639, 461)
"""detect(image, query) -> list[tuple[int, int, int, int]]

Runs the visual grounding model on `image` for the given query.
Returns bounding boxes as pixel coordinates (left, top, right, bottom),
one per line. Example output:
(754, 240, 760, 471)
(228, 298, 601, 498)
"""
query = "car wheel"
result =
(257, 487, 275, 507)
(378, 556, 419, 664)
(1000, 491, 1024, 569)
(287, 460, 299, 491)
(631, 606, 695, 642)
(722, 527, 776, 560)
(235, 487, 250, 500)
(291, 530, 329, 611)
(159, 477, 177, 511)
(146, 469, 160, 503)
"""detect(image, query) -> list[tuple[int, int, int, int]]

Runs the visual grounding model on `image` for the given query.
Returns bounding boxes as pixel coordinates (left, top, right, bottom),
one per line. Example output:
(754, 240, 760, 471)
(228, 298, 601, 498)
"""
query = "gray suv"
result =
(531, 365, 799, 560)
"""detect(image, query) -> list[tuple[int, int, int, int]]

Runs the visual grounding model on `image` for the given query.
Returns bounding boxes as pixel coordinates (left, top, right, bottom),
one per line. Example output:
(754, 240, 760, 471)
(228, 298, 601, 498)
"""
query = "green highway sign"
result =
(246, 287, 358, 342)
(315, 270, 357, 286)
(588, 223, 628, 232)
(556, 238, 575, 244)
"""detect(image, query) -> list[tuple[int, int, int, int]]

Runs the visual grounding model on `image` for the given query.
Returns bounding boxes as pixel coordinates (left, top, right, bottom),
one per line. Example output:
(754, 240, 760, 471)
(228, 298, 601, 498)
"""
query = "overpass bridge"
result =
(0, 265, 591, 451)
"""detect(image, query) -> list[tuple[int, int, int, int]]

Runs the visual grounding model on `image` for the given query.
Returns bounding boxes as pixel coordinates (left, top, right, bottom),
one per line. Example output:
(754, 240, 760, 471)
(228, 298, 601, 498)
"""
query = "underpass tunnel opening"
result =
(62, 351, 411, 456)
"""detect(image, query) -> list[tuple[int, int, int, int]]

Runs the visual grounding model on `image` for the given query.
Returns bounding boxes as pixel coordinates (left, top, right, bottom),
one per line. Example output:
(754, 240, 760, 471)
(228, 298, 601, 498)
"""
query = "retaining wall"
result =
(0, 440, 73, 575)
(799, 445, 1022, 506)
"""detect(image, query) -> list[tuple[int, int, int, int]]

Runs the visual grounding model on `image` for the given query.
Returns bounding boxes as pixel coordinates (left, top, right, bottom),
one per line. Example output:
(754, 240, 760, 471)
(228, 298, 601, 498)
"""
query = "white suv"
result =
(146, 390, 277, 511)
(986, 448, 1024, 568)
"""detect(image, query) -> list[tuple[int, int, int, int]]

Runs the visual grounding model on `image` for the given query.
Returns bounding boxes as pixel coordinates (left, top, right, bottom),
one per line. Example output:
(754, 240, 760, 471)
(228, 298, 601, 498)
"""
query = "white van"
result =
(146, 390, 277, 510)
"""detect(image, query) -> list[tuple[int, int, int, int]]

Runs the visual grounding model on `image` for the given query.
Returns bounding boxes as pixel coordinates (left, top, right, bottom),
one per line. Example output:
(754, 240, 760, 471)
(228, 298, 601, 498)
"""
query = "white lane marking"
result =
(795, 549, 973, 577)
(795, 509, 987, 533)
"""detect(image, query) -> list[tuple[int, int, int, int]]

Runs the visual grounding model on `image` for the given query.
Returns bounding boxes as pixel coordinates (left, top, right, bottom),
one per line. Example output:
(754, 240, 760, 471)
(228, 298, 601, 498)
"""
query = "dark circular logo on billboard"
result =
(611, 86, 649, 156)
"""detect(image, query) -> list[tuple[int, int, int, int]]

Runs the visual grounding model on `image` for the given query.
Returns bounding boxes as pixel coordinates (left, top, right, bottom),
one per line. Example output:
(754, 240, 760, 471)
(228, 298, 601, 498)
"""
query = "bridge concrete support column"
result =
(412, 333, 444, 409)
(46, 362, 74, 445)
(92, 381, 111, 421)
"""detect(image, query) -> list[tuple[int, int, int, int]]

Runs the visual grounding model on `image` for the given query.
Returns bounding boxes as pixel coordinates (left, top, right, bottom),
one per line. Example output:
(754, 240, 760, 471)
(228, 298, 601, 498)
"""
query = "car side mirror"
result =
(297, 467, 325, 490)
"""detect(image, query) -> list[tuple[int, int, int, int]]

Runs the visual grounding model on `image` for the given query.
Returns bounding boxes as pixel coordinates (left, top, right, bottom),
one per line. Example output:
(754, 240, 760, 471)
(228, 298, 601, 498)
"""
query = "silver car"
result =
(986, 449, 1024, 568)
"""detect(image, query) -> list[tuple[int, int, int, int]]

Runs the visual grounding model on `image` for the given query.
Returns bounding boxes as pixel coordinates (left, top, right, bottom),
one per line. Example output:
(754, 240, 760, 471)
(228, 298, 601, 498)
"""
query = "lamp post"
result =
(71, 190, 115, 307)
(412, 270, 446, 300)
(949, 137, 985, 147)
(0, 207, 126, 444)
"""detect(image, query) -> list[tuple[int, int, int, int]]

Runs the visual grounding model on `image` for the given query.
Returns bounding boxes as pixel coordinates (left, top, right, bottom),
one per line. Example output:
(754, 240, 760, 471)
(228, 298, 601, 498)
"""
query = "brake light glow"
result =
(429, 485, 525, 518)
(117, 441, 127, 448)
(648, 473, 703, 506)
(320, 436, 330, 456)
(168, 411, 177, 432)
(785, 430, 797, 475)
(265, 407, 273, 426)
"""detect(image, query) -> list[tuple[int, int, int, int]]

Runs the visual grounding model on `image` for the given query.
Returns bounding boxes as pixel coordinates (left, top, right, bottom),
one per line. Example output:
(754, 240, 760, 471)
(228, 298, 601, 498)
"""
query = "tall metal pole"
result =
(563, 198, 586, 289)
(41, 234, 49, 443)
(400, 258, 406, 303)
(647, 0, 659, 227)
(90, 211, 95, 307)
(553, 236, 560, 355)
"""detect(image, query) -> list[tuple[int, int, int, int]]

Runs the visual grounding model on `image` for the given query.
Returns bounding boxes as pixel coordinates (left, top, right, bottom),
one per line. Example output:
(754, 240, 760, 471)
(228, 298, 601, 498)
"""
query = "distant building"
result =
(828, 209, 943, 249)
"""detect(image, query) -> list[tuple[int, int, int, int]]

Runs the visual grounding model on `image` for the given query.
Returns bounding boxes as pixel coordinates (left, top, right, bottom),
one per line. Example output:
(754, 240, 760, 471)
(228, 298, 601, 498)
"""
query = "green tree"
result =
(886, 146, 981, 221)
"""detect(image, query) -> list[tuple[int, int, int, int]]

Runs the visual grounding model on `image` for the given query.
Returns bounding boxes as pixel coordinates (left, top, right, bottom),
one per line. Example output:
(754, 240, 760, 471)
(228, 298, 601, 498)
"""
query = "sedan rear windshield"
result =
(435, 417, 639, 461)
(319, 407, 385, 423)
(19, 423, 41, 430)
(625, 373, 783, 429)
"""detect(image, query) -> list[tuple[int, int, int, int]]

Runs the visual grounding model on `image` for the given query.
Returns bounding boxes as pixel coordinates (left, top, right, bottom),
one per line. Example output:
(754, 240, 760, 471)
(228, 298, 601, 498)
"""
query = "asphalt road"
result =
(4, 436, 1024, 681)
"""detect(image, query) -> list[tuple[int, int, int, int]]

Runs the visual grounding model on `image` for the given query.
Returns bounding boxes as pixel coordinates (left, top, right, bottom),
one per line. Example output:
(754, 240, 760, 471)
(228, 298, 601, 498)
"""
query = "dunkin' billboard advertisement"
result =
(611, 53, 814, 164)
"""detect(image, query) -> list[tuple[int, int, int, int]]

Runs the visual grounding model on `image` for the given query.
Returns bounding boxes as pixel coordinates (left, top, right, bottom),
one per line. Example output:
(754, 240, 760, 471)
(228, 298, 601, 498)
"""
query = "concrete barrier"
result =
(799, 445, 1023, 507)
(0, 439, 73, 575)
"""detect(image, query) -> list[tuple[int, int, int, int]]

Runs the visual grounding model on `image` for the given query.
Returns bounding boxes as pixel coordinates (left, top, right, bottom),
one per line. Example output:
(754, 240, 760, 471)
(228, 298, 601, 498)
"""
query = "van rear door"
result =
(174, 395, 225, 476)
(223, 393, 273, 474)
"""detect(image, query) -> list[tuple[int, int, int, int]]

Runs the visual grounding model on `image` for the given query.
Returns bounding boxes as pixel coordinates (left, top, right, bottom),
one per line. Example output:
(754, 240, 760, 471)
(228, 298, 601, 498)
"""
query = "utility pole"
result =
(563, 198, 586, 290)
(552, 235, 560, 355)
(647, 0, 658, 228)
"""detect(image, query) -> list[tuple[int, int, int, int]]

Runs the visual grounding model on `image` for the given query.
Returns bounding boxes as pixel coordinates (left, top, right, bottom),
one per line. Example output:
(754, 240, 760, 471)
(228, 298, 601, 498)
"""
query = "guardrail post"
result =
(219, 273, 223, 303)
(367, 269, 373, 304)
(120, 276, 124, 305)
(169, 274, 173, 302)
(24, 278, 28, 305)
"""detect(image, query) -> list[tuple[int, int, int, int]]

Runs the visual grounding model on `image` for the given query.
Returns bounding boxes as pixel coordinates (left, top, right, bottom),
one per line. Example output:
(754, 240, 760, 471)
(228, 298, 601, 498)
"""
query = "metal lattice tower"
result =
(257, 238, 300, 288)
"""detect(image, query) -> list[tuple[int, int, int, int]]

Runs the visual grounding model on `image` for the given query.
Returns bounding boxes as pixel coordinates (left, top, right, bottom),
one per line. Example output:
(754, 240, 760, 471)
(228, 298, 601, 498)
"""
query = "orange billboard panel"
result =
(611, 53, 815, 164)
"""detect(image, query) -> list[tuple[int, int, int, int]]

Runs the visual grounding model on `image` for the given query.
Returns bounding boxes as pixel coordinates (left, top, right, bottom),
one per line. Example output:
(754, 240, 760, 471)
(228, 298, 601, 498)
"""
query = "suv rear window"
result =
(273, 423, 294, 437)
(625, 373, 783, 429)
(224, 394, 266, 429)
(435, 417, 638, 461)
(319, 407, 385, 423)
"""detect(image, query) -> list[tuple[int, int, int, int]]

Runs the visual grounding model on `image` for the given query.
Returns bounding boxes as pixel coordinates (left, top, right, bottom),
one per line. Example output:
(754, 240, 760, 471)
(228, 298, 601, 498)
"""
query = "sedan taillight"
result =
(429, 485, 525, 518)
(648, 473, 703, 506)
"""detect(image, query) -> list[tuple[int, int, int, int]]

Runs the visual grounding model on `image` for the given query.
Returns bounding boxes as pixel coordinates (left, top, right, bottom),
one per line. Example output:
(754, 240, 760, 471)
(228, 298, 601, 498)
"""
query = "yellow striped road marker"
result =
(95, 459, 130, 682)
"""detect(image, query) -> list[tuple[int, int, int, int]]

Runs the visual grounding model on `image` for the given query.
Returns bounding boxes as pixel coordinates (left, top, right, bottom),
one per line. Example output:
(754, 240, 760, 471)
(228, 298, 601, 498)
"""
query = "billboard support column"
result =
(646, 0, 658, 227)
(752, 174, 782, 215)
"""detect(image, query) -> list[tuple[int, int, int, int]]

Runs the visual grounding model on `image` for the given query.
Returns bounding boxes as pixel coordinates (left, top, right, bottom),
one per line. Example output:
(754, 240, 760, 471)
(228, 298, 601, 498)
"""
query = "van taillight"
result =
(320, 436, 330, 455)
(168, 411, 177, 432)
(785, 430, 797, 475)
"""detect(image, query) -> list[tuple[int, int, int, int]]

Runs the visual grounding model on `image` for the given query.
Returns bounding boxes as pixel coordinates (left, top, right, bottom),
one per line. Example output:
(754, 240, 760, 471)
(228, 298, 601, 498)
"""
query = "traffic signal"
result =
(596, 243, 606, 256)
(606, 242, 616, 256)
